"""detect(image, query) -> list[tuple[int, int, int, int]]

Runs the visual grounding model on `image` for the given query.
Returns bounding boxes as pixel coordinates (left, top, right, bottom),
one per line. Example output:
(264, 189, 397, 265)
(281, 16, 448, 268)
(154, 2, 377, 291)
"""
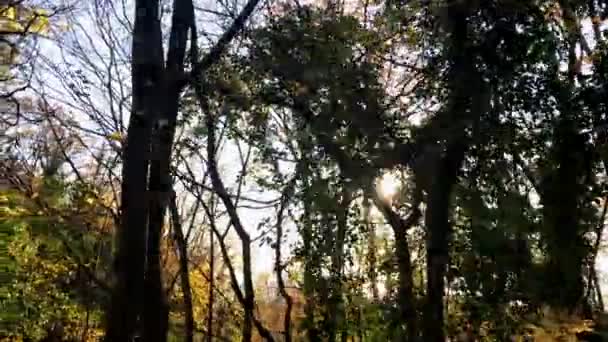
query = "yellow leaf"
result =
(108, 131, 123, 142)
(0, 5, 50, 35)
(3, 6, 16, 21)
(0, 20, 23, 33)
(29, 16, 49, 34)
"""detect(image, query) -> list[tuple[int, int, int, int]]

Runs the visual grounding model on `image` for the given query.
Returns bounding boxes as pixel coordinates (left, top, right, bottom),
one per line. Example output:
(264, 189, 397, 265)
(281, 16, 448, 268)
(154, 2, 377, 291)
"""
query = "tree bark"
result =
(421, 3, 483, 339)
(142, 0, 194, 338)
(104, 0, 163, 339)
(422, 141, 466, 342)
(105, 0, 263, 338)
(590, 196, 607, 312)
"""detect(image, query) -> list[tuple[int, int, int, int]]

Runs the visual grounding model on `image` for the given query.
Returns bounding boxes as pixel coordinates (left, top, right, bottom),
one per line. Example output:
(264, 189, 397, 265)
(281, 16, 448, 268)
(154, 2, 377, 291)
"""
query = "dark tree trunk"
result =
(104, 0, 163, 340)
(142, 0, 193, 339)
(105, 0, 262, 339)
(143, 155, 170, 342)
(394, 212, 420, 341)
(422, 141, 466, 342)
(588, 196, 607, 312)
(420, 3, 485, 339)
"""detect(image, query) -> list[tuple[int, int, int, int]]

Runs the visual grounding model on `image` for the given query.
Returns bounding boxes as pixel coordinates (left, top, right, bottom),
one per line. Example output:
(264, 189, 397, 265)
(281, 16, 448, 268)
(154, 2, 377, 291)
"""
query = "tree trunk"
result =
(539, 3, 594, 313)
(395, 213, 420, 341)
(104, 0, 163, 339)
(420, 2, 484, 339)
(142, 0, 193, 338)
(422, 141, 466, 342)
(144, 155, 170, 342)
(105, 0, 262, 338)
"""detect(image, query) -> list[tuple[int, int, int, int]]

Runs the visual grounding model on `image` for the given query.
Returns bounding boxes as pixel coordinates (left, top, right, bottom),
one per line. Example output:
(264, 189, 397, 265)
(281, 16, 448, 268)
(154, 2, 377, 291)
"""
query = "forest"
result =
(4, 0, 608, 341)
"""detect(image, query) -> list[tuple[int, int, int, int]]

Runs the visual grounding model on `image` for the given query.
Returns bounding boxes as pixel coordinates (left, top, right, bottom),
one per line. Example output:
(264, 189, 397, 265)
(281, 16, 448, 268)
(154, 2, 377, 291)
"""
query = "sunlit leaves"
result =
(0, 2, 58, 86)
(107, 131, 123, 142)
(0, 174, 111, 340)
(0, 5, 50, 35)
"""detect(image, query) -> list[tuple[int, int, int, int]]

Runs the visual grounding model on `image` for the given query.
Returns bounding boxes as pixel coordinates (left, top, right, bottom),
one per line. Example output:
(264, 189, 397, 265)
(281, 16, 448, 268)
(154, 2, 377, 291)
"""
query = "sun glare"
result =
(377, 173, 400, 202)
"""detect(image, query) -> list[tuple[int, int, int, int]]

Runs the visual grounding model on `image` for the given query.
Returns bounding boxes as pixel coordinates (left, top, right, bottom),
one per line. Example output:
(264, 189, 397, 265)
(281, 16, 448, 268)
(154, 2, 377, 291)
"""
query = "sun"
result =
(377, 172, 400, 202)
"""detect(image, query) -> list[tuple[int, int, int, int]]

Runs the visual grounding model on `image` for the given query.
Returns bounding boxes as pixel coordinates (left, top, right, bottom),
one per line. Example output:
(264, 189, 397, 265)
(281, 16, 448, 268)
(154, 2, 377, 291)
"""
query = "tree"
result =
(105, 0, 262, 339)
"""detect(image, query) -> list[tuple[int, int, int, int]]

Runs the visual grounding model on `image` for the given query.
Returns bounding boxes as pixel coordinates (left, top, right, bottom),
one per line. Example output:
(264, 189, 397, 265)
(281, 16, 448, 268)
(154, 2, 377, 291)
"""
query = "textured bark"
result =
(142, 0, 193, 339)
(104, 0, 162, 340)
